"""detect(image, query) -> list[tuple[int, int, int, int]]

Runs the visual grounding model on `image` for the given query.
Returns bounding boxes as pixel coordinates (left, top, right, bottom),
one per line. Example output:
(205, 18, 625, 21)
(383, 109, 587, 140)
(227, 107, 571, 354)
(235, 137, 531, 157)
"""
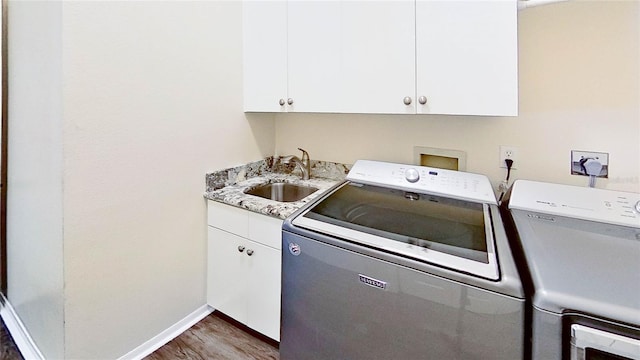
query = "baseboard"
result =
(0, 293, 45, 360)
(118, 304, 214, 360)
(0, 294, 213, 360)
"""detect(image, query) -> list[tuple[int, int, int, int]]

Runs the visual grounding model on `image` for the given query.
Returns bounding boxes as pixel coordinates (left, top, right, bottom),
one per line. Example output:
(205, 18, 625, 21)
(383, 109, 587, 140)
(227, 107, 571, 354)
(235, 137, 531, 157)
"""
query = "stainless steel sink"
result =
(244, 182, 319, 202)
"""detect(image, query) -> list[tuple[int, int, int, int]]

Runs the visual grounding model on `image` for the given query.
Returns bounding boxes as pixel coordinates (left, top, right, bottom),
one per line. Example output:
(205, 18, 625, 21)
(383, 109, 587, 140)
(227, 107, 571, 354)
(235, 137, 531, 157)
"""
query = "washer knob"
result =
(635, 200, 640, 213)
(405, 168, 420, 183)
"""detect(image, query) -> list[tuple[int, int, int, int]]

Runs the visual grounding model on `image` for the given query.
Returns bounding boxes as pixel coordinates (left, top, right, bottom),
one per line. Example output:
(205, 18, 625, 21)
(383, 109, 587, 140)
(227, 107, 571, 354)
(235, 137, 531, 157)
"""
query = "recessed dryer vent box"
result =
(414, 146, 467, 171)
(571, 150, 609, 178)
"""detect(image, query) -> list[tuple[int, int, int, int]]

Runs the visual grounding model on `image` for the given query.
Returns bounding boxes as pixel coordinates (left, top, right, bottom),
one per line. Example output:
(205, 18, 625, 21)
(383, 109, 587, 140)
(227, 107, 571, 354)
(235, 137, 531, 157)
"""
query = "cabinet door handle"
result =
(279, 98, 285, 106)
(287, 98, 294, 105)
(403, 96, 412, 105)
(418, 96, 427, 105)
(246, 249, 254, 256)
(237, 246, 245, 253)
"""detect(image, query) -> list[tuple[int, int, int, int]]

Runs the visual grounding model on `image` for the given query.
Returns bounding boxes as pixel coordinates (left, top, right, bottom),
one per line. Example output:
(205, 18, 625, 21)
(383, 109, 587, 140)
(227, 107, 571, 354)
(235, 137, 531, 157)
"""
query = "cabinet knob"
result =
(287, 98, 294, 105)
(246, 249, 254, 256)
(403, 96, 412, 105)
(279, 98, 285, 106)
(237, 246, 245, 253)
(418, 96, 427, 105)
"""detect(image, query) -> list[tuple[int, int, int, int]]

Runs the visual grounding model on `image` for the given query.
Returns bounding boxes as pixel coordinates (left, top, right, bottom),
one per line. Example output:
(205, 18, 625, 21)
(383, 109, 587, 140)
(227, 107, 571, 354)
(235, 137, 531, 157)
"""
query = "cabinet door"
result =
(207, 227, 248, 324)
(415, 0, 518, 116)
(243, 0, 288, 112)
(246, 240, 281, 341)
(287, 1, 341, 113)
(341, 1, 415, 114)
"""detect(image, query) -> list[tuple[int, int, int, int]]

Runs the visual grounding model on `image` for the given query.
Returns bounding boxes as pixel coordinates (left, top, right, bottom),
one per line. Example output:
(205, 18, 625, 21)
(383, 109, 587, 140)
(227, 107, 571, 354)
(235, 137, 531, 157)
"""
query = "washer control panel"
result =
(346, 159, 497, 204)
(509, 180, 640, 228)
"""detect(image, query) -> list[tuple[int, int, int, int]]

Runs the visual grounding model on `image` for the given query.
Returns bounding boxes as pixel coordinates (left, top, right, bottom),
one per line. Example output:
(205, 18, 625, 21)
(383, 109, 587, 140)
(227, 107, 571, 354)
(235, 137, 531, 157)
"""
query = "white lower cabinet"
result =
(207, 201, 282, 341)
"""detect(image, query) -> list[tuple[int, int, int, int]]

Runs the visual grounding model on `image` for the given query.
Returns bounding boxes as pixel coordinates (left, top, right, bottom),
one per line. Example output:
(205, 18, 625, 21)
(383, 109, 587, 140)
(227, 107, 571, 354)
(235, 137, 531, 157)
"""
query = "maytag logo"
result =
(528, 213, 556, 222)
(358, 274, 387, 290)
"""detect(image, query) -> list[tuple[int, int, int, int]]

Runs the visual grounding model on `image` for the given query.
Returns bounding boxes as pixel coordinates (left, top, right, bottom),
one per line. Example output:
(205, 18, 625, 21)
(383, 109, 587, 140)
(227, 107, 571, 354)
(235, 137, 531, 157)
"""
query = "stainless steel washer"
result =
(281, 160, 525, 359)
(506, 180, 640, 360)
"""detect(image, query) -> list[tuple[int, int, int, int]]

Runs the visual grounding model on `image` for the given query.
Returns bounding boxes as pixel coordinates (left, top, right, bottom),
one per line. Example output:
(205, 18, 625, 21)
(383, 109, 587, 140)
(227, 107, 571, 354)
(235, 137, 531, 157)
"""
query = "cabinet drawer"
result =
(207, 201, 249, 238)
(248, 212, 283, 250)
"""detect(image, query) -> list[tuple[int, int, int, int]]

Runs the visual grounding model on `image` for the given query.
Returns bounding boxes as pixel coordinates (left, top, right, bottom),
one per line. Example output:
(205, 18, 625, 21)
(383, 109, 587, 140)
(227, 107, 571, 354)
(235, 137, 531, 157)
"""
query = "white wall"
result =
(61, 1, 274, 358)
(275, 0, 640, 193)
(7, 1, 65, 358)
(8, 0, 274, 359)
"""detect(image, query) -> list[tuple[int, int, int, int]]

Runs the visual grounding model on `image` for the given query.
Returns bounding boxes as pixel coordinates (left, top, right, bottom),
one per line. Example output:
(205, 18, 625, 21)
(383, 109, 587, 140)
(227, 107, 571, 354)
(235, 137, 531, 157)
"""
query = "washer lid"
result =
(293, 181, 500, 280)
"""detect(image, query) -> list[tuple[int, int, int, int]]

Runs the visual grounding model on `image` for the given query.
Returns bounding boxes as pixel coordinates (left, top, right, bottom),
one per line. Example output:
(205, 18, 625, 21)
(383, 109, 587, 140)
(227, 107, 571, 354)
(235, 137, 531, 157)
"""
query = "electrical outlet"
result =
(499, 146, 518, 169)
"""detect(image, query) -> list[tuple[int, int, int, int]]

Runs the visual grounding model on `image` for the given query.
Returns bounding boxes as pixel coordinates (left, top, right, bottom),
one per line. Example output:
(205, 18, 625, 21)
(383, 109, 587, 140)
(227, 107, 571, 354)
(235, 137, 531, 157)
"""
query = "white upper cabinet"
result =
(287, 1, 341, 113)
(243, 1, 341, 113)
(415, 0, 518, 116)
(242, 1, 287, 112)
(341, 1, 416, 114)
(242, 0, 518, 116)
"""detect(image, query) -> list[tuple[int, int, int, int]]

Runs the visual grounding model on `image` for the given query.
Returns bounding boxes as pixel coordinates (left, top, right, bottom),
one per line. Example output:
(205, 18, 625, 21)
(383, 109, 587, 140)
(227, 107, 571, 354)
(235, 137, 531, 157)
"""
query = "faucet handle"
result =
(298, 148, 309, 164)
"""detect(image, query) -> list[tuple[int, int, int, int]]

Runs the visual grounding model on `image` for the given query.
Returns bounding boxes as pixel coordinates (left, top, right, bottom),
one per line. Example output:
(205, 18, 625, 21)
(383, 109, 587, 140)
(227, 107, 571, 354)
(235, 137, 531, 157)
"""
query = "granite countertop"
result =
(204, 157, 350, 219)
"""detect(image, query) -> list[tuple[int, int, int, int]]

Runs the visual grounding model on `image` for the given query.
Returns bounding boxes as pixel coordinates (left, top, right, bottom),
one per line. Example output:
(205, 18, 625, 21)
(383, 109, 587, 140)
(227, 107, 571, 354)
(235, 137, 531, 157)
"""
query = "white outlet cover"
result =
(571, 150, 609, 178)
(499, 145, 518, 169)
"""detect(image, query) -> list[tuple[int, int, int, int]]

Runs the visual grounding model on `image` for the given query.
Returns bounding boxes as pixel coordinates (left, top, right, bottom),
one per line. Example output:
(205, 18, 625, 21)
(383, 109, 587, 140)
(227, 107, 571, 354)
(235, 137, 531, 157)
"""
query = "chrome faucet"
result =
(282, 148, 311, 180)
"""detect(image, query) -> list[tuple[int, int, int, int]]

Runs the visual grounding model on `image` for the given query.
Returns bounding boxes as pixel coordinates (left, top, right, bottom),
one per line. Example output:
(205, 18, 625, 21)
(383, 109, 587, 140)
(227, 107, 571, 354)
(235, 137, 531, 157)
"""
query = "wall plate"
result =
(414, 146, 466, 171)
(499, 145, 518, 169)
(571, 150, 609, 178)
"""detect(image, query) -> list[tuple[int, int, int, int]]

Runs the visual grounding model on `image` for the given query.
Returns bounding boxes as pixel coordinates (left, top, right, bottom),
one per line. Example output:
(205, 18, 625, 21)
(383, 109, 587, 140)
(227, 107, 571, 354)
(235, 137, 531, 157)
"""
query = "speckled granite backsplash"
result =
(206, 157, 351, 193)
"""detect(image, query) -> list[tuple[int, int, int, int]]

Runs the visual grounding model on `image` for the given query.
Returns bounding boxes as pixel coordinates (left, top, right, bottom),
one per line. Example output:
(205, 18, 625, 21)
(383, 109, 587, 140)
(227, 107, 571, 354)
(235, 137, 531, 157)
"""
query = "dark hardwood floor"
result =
(0, 311, 277, 360)
(0, 318, 23, 360)
(144, 311, 279, 360)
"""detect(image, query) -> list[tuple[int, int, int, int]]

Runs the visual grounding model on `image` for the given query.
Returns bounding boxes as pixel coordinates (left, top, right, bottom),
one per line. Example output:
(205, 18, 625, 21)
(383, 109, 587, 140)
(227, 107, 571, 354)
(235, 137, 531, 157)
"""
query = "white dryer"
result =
(505, 180, 640, 359)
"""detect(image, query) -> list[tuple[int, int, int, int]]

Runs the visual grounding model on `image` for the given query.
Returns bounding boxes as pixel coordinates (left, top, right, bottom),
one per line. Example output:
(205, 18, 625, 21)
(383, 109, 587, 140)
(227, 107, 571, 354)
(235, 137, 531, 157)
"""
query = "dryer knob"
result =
(635, 200, 640, 213)
(405, 168, 420, 183)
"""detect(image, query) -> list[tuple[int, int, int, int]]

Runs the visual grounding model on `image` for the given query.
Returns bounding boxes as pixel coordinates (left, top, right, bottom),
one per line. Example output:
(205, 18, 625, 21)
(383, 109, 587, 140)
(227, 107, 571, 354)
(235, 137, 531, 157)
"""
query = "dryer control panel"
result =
(346, 159, 497, 205)
(508, 180, 640, 228)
